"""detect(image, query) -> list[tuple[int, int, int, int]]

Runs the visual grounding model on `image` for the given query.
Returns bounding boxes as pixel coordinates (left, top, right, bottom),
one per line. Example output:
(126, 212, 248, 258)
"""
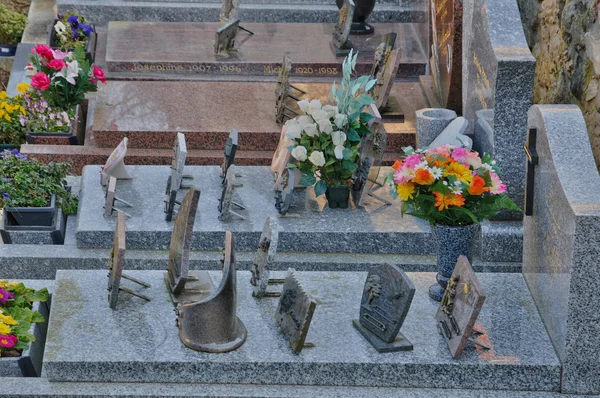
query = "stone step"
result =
(57, 1, 426, 26)
(42, 270, 560, 391)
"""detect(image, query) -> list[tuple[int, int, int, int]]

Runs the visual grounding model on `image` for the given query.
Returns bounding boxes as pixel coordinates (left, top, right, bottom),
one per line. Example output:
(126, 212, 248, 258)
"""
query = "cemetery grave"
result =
(5, 0, 600, 396)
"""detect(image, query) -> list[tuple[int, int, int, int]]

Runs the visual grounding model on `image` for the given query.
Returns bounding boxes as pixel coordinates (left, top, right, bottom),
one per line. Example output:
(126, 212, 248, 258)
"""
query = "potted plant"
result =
(0, 280, 49, 377)
(48, 11, 96, 62)
(0, 149, 78, 227)
(0, 83, 28, 149)
(23, 44, 105, 144)
(386, 145, 520, 301)
(286, 50, 377, 208)
(0, 5, 27, 57)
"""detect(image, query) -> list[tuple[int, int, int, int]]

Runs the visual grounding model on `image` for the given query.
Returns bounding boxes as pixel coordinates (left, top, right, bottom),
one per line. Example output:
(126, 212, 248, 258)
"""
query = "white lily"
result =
(55, 60, 81, 85)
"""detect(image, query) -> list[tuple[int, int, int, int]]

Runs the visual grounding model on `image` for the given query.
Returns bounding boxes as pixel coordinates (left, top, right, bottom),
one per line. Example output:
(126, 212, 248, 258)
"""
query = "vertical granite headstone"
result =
(352, 263, 415, 352)
(435, 255, 486, 359)
(523, 105, 600, 394)
(178, 230, 247, 353)
(275, 268, 317, 354)
(332, 0, 355, 56)
(164, 133, 191, 222)
(462, 0, 535, 219)
(101, 137, 132, 186)
(250, 217, 280, 297)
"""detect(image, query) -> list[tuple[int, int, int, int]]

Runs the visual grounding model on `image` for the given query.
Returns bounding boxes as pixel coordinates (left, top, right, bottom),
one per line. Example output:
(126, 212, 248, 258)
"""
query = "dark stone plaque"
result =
(214, 19, 240, 54)
(352, 263, 415, 352)
(220, 129, 238, 183)
(165, 133, 192, 222)
(275, 268, 317, 354)
(274, 167, 295, 216)
(435, 255, 486, 359)
(250, 217, 280, 298)
(332, 0, 355, 55)
(218, 165, 246, 222)
(178, 230, 247, 353)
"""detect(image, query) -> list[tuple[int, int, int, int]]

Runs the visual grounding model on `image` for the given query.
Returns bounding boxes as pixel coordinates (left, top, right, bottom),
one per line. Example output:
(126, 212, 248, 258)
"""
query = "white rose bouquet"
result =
(286, 50, 378, 197)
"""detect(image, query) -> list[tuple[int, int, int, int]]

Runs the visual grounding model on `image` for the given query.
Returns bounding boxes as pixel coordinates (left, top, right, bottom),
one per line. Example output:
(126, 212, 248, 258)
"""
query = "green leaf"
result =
(359, 112, 375, 124)
(357, 94, 375, 106)
(299, 173, 317, 186)
(330, 82, 337, 103)
(30, 311, 45, 323)
(30, 288, 49, 303)
(286, 162, 298, 169)
(314, 180, 327, 197)
(346, 128, 360, 142)
(402, 146, 415, 155)
(342, 148, 353, 160)
(365, 78, 377, 91)
(343, 160, 358, 172)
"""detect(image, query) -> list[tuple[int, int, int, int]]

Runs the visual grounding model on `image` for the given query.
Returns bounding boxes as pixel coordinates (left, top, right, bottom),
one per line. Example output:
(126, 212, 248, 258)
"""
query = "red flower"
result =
(31, 72, 51, 91)
(32, 44, 54, 60)
(92, 65, 106, 84)
(47, 59, 66, 71)
(0, 334, 18, 349)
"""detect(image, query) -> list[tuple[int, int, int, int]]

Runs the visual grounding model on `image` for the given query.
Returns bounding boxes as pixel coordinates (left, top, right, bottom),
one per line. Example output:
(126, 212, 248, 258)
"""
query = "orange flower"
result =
(434, 192, 466, 211)
(468, 175, 489, 196)
(426, 154, 451, 169)
(413, 168, 435, 185)
(392, 160, 403, 171)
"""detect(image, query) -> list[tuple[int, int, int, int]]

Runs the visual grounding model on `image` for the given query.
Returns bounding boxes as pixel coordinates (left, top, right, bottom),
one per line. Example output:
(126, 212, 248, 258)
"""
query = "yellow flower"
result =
(0, 313, 17, 326)
(0, 322, 11, 335)
(443, 162, 473, 184)
(397, 182, 416, 201)
(0, 91, 6, 101)
(4, 115, 10, 121)
(16, 82, 30, 95)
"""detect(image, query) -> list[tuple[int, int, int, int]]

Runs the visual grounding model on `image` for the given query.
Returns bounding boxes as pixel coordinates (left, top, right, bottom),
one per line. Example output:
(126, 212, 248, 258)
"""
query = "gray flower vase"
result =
(429, 223, 479, 301)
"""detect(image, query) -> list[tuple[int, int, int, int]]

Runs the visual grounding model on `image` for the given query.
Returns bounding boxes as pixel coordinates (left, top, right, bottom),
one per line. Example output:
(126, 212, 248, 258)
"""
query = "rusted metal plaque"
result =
(275, 268, 317, 353)
(332, 0, 355, 55)
(178, 230, 248, 353)
(250, 217, 279, 297)
(214, 19, 240, 54)
(435, 255, 486, 359)
(107, 212, 126, 309)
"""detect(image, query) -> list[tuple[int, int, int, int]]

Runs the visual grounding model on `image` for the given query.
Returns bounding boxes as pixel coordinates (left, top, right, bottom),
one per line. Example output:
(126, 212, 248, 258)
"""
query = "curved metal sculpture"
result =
(177, 230, 247, 353)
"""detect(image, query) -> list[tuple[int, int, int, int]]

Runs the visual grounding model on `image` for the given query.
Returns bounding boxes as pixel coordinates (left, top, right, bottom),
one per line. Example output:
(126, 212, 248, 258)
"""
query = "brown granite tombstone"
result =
(177, 230, 247, 353)
(275, 268, 317, 353)
(435, 255, 486, 359)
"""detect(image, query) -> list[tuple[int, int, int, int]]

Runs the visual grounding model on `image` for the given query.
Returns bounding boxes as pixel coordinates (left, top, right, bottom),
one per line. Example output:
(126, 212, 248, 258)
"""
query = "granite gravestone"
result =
(218, 165, 246, 221)
(462, 0, 535, 219)
(275, 268, 317, 354)
(164, 133, 192, 222)
(435, 255, 487, 359)
(220, 129, 238, 183)
(177, 230, 247, 353)
(250, 217, 282, 297)
(523, 105, 600, 394)
(214, 19, 240, 54)
(165, 188, 213, 305)
(107, 212, 151, 310)
(101, 137, 132, 186)
(274, 167, 295, 216)
(275, 52, 303, 124)
(103, 176, 133, 218)
(332, 0, 355, 56)
(352, 263, 415, 352)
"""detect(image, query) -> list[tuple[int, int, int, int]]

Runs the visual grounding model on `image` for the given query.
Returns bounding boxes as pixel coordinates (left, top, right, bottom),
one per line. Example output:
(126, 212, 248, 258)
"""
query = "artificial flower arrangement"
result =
(286, 50, 377, 201)
(51, 11, 95, 50)
(0, 149, 78, 215)
(386, 145, 520, 226)
(0, 280, 48, 356)
(0, 83, 28, 146)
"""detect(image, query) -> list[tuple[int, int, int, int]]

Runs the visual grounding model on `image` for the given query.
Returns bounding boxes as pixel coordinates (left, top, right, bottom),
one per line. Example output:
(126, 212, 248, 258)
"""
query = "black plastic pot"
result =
(325, 185, 350, 209)
(4, 194, 57, 227)
(47, 19, 97, 63)
(335, 0, 376, 35)
(0, 45, 17, 57)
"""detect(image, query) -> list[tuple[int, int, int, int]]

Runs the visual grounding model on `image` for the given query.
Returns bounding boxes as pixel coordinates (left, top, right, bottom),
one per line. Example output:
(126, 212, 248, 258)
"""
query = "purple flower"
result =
(67, 15, 79, 27)
(0, 288, 14, 303)
(2, 193, 10, 201)
(10, 149, 19, 155)
(81, 24, 94, 36)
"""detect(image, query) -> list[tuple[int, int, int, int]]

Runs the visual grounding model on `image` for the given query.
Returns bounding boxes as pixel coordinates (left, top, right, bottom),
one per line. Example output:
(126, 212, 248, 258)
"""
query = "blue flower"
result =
(67, 15, 79, 26)
(10, 149, 19, 155)
(2, 193, 10, 201)
(81, 24, 94, 36)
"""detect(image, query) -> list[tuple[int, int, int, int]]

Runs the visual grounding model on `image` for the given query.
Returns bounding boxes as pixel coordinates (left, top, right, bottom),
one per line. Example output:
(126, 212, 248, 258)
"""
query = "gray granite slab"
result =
(523, 105, 600, 394)
(43, 270, 559, 390)
(6, 44, 34, 98)
(0, 209, 68, 245)
(462, 0, 535, 220)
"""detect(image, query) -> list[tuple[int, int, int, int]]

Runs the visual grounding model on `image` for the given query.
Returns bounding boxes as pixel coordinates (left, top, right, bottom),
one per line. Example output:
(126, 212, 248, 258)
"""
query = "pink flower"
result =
(47, 59, 66, 71)
(0, 288, 14, 303)
(403, 154, 423, 170)
(32, 44, 54, 60)
(427, 144, 452, 157)
(451, 147, 468, 162)
(52, 50, 69, 60)
(394, 166, 415, 185)
(464, 151, 482, 169)
(490, 172, 507, 194)
(31, 72, 51, 91)
(91, 65, 107, 84)
(0, 334, 18, 348)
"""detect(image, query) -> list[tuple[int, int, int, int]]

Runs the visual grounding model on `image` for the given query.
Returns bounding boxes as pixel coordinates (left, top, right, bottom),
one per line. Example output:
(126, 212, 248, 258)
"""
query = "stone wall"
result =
(518, 0, 600, 169)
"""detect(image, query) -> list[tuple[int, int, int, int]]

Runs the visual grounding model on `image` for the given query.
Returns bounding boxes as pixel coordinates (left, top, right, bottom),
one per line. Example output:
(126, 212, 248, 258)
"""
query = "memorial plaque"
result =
(435, 255, 486, 359)
(275, 268, 317, 353)
(332, 0, 355, 56)
(107, 213, 151, 310)
(250, 217, 280, 298)
(178, 230, 247, 353)
(219, 0, 239, 26)
(352, 263, 415, 352)
(275, 52, 302, 124)
(164, 133, 192, 222)
(220, 129, 238, 183)
(374, 48, 402, 118)
(214, 19, 240, 54)
(274, 167, 295, 216)
(218, 165, 246, 222)
(103, 176, 133, 218)
(101, 137, 132, 186)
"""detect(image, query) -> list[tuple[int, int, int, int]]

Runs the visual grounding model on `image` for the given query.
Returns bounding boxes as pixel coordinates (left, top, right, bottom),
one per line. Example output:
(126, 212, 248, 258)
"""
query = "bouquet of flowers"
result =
(0, 83, 28, 145)
(20, 89, 74, 134)
(0, 280, 48, 356)
(286, 50, 378, 197)
(387, 145, 520, 225)
(52, 11, 94, 49)
(27, 44, 106, 110)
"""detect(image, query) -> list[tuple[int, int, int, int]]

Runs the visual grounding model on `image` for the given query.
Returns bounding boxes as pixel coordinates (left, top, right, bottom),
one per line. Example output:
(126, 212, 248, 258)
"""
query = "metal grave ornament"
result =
(371, 44, 403, 120)
(332, 0, 355, 56)
(275, 268, 317, 353)
(107, 212, 151, 310)
(250, 217, 284, 297)
(219, 0, 239, 25)
(352, 104, 390, 207)
(352, 263, 415, 352)
(218, 165, 246, 222)
(274, 167, 296, 216)
(165, 188, 214, 305)
(164, 133, 193, 222)
(103, 176, 133, 218)
(220, 129, 238, 183)
(101, 137, 132, 186)
(275, 52, 305, 124)
(177, 230, 248, 353)
(435, 255, 488, 359)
